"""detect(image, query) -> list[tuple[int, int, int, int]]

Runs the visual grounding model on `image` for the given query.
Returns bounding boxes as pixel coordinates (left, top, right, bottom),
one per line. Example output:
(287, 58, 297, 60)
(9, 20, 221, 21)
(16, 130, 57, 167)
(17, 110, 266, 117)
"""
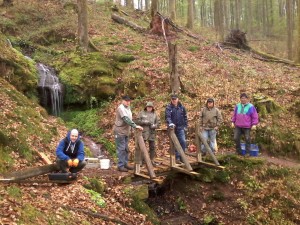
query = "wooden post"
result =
(135, 130, 156, 179)
(169, 129, 193, 171)
(168, 129, 176, 167)
(168, 41, 180, 94)
(197, 132, 220, 166)
(3, 163, 59, 181)
(134, 131, 142, 174)
(195, 123, 202, 162)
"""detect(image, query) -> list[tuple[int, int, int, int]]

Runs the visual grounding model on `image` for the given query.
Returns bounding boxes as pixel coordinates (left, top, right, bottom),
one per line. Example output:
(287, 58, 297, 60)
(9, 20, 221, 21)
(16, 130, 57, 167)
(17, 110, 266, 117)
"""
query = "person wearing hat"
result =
(136, 102, 161, 166)
(113, 95, 143, 172)
(199, 98, 223, 155)
(231, 93, 259, 155)
(165, 94, 188, 163)
(56, 129, 86, 173)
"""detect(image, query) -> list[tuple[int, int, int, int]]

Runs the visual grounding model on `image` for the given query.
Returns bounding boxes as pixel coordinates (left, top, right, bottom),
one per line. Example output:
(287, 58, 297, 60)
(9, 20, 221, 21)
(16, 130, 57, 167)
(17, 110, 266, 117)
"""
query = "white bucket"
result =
(100, 159, 110, 169)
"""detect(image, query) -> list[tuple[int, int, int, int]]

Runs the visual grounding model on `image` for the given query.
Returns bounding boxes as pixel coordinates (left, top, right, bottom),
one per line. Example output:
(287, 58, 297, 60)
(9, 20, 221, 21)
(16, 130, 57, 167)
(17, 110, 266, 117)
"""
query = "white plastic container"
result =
(100, 159, 110, 169)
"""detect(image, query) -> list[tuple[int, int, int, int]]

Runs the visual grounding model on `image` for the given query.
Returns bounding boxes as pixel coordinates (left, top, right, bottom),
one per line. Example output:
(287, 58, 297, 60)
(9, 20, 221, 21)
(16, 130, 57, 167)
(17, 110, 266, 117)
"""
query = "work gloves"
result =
(150, 124, 157, 129)
(169, 123, 175, 129)
(231, 123, 235, 128)
(251, 125, 257, 130)
(67, 158, 79, 167)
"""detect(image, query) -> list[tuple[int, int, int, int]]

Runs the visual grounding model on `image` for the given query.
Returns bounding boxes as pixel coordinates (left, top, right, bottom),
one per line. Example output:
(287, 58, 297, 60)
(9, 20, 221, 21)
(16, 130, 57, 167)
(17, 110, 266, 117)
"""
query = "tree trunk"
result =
(169, 0, 176, 21)
(187, 0, 194, 29)
(214, 0, 224, 41)
(2, 0, 13, 6)
(77, 0, 89, 53)
(286, 0, 293, 60)
(297, 0, 300, 63)
(151, 0, 159, 17)
(168, 41, 180, 94)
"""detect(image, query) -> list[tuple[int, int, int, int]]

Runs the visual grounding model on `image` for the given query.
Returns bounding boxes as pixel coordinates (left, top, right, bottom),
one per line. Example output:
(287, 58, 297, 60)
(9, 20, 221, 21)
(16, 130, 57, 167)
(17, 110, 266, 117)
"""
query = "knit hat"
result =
(122, 95, 131, 101)
(146, 102, 154, 107)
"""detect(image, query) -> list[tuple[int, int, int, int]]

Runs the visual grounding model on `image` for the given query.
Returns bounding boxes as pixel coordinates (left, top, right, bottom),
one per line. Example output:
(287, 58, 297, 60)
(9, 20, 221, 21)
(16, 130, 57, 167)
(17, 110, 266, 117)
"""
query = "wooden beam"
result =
(171, 166, 200, 176)
(134, 173, 164, 184)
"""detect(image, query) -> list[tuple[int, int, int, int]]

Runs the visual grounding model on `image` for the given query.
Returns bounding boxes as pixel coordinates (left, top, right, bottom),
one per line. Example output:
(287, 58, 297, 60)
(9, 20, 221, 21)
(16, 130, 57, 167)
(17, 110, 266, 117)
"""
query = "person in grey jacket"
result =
(199, 98, 223, 155)
(113, 95, 143, 172)
(136, 102, 161, 165)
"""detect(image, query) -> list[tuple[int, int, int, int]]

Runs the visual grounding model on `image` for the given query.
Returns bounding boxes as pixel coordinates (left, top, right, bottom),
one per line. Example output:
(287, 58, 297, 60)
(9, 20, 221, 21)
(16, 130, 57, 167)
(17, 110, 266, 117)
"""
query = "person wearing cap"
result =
(113, 95, 143, 172)
(56, 129, 86, 173)
(199, 98, 223, 155)
(231, 93, 259, 155)
(136, 102, 161, 166)
(165, 94, 188, 163)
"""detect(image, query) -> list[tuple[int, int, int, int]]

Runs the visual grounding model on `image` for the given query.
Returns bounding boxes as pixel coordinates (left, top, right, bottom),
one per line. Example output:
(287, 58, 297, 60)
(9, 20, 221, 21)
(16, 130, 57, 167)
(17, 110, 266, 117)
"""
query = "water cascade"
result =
(37, 63, 63, 116)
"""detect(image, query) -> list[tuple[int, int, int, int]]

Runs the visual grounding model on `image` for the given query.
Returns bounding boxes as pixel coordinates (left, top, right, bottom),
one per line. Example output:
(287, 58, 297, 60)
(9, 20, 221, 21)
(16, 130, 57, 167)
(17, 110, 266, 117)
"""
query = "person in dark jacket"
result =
(56, 129, 86, 173)
(165, 94, 188, 163)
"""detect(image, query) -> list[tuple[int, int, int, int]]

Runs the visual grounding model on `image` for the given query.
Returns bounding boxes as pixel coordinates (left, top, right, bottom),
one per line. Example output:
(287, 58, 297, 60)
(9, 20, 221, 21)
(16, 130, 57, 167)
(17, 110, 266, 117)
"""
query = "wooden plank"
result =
(196, 161, 225, 170)
(134, 173, 164, 184)
(35, 151, 52, 165)
(171, 166, 200, 176)
(0, 179, 74, 184)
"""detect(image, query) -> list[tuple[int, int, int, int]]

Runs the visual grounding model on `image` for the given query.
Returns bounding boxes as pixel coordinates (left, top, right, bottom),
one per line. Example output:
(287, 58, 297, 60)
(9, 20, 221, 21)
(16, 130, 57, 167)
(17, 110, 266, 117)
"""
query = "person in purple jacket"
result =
(231, 93, 259, 155)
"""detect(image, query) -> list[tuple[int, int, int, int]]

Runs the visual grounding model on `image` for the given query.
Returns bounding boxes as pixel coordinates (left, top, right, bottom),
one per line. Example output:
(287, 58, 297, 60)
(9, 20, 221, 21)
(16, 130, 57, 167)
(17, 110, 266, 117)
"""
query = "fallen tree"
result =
(111, 13, 146, 32)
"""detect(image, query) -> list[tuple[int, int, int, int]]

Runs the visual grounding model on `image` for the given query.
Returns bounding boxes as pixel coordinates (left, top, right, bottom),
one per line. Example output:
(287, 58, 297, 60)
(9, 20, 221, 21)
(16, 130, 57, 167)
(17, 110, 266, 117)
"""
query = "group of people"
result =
(55, 93, 259, 174)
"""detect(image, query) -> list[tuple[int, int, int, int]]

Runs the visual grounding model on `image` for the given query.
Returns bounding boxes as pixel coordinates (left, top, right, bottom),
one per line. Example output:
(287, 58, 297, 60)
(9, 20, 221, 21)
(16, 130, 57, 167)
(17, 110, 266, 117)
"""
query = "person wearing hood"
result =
(165, 94, 188, 164)
(136, 102, 161, 165)
(199, 98, 223, 155)
(113, 95, 143, 172)
(231, 93, 259, 154)
(56, 129, 86, 173)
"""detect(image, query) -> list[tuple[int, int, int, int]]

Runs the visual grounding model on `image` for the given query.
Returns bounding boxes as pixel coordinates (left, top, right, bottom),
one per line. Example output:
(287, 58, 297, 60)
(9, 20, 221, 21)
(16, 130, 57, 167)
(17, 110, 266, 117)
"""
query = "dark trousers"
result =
(234, 127, 251, 153)
(143, 140, 156, 161)
(56, 159, 86, 173)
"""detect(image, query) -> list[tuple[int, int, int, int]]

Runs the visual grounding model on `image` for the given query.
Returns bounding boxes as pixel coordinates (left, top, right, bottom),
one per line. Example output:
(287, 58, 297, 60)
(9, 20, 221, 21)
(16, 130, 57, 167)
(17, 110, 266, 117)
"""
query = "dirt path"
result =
(261, 153, 300, 168)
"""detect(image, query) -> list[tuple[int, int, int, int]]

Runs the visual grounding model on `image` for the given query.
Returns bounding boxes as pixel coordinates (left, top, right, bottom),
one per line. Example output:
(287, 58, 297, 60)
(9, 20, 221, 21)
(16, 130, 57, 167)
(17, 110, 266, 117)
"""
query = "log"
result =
(111, 13, 146, 32)
(3, 163, 59, 180)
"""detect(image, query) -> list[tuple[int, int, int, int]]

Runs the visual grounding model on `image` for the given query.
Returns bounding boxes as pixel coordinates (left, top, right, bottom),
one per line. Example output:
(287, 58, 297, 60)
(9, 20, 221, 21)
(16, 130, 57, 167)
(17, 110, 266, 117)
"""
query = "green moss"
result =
(83, 178, 106, 194)
(113, 54, 135, 63)
(19, 204, 42, 224)
(187, 45, 199, 52)
(7, 185, 22, 199)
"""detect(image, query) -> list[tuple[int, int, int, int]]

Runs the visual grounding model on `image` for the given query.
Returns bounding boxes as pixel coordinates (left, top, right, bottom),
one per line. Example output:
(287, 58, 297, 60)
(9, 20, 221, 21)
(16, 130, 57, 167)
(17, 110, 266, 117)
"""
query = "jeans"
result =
(115, 134, 129, 168)
(234, 127, 251, 153)
(201, 129, 217, 154)
(56, 159, 86, 173)
(174, 129, 186, 160)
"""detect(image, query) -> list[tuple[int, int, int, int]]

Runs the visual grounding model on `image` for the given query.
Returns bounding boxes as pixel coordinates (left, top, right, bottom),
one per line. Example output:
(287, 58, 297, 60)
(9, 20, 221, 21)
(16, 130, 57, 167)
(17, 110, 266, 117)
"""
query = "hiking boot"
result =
(125, 164, 134, 170)
(118, 167, 128, 172)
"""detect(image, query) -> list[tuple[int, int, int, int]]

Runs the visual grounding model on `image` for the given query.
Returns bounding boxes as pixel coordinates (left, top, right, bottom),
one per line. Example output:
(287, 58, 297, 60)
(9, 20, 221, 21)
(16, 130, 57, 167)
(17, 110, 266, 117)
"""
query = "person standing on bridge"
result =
(199, 98, 223, 156)
(136, 101, 161, 166)
(56, 129, 86, 173)
(113, 95, 143, 172)
(165, 94, 188, 164)
(231, 93, 259, 155)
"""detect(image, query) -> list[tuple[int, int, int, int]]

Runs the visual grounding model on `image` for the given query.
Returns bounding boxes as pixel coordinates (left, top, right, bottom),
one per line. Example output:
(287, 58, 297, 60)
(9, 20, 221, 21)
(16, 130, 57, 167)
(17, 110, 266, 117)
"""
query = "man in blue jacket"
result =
(165, 94, 188, 163)
(56, 129, 86, 173)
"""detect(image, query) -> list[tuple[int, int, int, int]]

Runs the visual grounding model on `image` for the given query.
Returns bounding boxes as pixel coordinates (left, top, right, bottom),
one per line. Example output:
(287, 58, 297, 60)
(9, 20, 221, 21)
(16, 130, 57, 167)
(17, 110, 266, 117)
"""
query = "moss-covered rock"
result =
(57, 52, 117, 105)
(253, 93, 281, 118)
(0, 33, 38, 97)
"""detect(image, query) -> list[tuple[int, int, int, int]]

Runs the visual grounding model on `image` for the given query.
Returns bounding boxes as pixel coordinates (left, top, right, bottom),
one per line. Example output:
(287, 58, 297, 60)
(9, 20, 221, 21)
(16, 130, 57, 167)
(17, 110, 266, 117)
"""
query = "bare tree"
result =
(151, 0, 159, 17)
(77, 0, 89, 53)
(169, 0, 176, 21)
(187, 0, 194, 29)
(297, 0, 300, 63)
(286, 0, 293, 60)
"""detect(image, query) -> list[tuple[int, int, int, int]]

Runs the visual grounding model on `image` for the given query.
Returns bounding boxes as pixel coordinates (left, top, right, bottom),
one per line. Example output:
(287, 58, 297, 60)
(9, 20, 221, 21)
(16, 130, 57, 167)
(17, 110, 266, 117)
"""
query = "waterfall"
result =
(37, 63, 63, 116)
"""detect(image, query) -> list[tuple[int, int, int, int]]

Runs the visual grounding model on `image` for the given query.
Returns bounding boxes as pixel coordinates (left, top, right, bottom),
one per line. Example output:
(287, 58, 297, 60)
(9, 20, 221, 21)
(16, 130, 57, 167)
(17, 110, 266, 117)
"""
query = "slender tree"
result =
(297, 0, 300, 63)
(286, 0, 293, 59)
(151, 0, 159, 17)
(169, 0, 176, 20)
(187, 0, 194, 29)
(77, 0, 89, 53)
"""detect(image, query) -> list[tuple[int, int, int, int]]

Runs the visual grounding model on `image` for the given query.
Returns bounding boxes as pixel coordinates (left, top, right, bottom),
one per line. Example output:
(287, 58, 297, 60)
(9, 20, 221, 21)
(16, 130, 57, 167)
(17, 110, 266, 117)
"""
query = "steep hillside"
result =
(0, 1, 300, 224)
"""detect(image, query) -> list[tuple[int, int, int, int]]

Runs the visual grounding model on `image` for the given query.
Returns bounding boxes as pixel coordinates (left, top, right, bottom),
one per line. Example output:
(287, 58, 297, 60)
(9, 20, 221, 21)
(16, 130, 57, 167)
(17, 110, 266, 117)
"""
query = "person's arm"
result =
(216, 109, 223, 127)
(183, 106, 188, 129)
(122, 116, 137, 128)
(251, 105, 259, 126)
(76, 141, 85, 161)
(165, 105, 173, 126)
(56, 140, 69, 161)
(199, 108, 204, 127)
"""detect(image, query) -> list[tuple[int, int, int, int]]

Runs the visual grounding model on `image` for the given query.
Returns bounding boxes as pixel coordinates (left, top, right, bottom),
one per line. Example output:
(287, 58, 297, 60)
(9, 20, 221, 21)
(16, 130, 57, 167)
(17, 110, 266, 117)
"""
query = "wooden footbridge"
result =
(132, 125, 224, 183)
(0, 125, 224, 184)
